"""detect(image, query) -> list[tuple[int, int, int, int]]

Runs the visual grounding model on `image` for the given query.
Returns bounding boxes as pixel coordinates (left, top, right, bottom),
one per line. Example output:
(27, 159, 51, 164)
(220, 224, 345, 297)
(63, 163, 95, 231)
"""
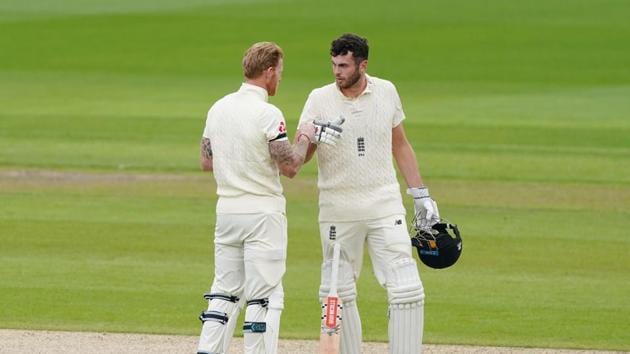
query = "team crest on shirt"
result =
(278, 121, 286, 133)
(357, 137, 365, 156)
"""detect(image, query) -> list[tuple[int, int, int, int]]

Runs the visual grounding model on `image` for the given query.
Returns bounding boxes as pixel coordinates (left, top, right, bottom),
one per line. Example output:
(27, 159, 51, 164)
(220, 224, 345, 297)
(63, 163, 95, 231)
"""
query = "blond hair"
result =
(242, 42, 283, 79)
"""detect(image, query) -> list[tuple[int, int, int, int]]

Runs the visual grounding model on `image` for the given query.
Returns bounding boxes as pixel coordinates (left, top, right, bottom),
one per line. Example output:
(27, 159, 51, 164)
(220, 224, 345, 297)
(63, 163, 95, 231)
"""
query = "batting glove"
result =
(312, 116, 345, 146)
(407, 187, 440, 230)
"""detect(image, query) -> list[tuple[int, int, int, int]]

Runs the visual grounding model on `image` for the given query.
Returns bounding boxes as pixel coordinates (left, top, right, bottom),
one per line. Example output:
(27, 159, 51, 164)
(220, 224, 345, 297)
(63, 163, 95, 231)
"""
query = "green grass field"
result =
(1, 0, 629, 351)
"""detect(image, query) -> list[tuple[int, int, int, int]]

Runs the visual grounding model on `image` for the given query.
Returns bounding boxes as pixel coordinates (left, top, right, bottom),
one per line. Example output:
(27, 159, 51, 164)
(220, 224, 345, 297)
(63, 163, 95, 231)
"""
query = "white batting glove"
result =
(312, 116, 345, 146)
(407, 187, 440, 230)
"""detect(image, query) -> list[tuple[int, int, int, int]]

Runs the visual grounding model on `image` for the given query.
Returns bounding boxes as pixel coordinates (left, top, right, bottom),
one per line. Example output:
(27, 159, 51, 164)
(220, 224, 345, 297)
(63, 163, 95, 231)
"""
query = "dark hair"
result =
(330, 33, 369, 64)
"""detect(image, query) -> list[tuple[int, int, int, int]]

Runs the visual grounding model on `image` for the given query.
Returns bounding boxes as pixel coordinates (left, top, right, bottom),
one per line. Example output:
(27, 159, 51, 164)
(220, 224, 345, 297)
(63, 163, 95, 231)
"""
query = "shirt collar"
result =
(335, 74, 374, 100)
(364, 74, 374, 95)
(239, 82, 269, 102)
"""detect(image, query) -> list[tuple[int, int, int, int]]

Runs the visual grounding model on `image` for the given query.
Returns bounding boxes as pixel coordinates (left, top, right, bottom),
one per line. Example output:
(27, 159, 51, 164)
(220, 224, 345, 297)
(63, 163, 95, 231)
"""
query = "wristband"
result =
(297, 133, 311, 143)
(407, 187, 430, 199)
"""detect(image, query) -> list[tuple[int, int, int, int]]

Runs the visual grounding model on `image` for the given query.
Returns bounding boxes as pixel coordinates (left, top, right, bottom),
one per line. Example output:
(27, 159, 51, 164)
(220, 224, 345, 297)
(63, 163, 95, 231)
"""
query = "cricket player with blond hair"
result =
(298, 33, 440, 354)
(197, 41, 343, 354)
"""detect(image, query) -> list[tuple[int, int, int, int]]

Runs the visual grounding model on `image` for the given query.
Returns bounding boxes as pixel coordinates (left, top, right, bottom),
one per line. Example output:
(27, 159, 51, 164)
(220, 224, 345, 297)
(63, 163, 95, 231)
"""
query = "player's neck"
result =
(245, 78, 270, 95)
(340, 75, 368, 98)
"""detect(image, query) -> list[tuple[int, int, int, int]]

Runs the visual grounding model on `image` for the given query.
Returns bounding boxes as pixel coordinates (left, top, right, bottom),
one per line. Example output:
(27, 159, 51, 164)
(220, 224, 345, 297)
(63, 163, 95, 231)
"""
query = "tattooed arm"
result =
(200, 137, 213, 171)
(269, 134, 311, 178)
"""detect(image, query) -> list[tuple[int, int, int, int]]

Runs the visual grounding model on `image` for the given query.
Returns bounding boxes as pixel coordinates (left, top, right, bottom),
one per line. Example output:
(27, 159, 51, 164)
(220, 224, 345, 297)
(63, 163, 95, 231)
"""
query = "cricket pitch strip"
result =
(0, 329, 621, 354)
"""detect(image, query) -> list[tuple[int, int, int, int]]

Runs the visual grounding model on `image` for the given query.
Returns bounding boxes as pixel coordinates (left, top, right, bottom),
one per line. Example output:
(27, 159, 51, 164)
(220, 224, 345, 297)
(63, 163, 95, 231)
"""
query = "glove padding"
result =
(312, 116, 345, 146)
(407, 187, 440, 231)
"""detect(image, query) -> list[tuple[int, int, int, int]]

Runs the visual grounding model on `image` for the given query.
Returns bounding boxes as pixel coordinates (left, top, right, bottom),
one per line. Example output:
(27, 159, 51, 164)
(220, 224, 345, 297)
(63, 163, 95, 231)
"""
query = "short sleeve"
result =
(202, 105, 215, 139)
(262, 105, 288, 142)
(391, 85, 406, 128)
(298, 91, 318, 130)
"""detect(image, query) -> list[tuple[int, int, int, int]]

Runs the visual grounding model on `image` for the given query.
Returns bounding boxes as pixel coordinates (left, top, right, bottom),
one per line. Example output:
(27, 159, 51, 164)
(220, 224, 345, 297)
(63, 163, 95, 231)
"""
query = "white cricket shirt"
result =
(203, 83, 288, 214)
(299, 75, 407, 222)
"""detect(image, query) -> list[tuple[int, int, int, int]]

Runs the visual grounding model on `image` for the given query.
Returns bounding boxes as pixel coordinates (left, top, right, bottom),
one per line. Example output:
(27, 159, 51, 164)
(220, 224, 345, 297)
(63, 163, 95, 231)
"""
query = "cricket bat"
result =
(320, 242, 343, 354)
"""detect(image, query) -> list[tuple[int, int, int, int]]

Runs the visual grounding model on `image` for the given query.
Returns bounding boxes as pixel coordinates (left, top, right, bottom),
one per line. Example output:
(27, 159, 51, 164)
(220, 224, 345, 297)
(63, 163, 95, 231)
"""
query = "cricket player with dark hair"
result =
(298, 33, 440, 354)
(197, 41, 343, 354)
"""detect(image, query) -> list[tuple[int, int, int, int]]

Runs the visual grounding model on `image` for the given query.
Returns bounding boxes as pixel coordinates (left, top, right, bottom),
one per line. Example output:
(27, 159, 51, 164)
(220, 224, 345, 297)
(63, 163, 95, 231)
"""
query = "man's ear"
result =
(359, 60, 368, 73)
(264, 66, 275, 79)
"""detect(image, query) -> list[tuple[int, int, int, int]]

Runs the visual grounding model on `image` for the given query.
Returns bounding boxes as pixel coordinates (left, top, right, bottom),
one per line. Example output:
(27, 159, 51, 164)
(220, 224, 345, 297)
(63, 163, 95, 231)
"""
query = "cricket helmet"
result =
(411, 220, 462, 269)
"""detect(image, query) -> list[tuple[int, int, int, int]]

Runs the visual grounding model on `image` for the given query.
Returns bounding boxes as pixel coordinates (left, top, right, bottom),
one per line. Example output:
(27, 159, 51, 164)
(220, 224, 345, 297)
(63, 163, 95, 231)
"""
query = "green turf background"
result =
(1, 0, 629, 351)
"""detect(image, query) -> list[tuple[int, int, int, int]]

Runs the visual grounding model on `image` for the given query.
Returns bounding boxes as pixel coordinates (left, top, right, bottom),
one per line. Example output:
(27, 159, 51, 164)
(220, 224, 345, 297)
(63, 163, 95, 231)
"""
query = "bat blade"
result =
(320, 243, 343, 354)
(320, 294, 342, 354)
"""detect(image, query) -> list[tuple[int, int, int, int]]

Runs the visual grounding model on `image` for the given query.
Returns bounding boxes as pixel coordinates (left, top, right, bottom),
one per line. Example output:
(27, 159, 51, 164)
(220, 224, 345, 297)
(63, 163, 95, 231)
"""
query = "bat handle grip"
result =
(330, 243, 341, 295)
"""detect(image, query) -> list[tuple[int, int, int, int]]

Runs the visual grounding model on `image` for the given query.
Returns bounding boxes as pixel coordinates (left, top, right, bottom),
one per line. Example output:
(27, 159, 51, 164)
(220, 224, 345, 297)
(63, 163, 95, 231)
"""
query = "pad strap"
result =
(203, 293, 239, 303)
(246, 298, 269, 308)
(199, 310, 228, 324)
(243, 321, 267, 333)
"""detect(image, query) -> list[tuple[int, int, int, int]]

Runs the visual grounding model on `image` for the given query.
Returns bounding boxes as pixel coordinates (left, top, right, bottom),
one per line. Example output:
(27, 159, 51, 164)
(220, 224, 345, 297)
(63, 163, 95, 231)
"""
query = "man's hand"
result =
(407, 187, 440, 230)
(312, 116, 345, 146)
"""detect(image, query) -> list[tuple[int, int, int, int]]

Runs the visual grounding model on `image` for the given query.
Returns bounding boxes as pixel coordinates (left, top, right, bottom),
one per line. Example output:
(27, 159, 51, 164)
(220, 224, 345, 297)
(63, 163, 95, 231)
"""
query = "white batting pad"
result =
(264, 288, 284, 354)
(388, 302, 423, 354)
(319, 259, 356, 302)
(244, 285, 284, 354)
(339, 300, 362, 354)
(320, 255, 360, 354)
(386, 258, 425, 304)
(244, 301, 265, 354)
(198, 296, 243, 354)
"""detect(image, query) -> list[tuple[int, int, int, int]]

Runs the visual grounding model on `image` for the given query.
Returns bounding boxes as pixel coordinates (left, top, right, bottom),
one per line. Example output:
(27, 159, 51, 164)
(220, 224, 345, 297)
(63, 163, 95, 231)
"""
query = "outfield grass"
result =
(1, 0, 629, 351)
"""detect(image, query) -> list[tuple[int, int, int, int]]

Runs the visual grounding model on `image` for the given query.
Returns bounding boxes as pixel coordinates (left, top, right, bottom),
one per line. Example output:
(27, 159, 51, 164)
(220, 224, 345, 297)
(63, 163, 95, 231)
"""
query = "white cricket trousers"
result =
(211, 212, 287, 299)
(200, 212, 287, 354)
(318, 214, 424, 354)
(319, 214, 413, 286)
